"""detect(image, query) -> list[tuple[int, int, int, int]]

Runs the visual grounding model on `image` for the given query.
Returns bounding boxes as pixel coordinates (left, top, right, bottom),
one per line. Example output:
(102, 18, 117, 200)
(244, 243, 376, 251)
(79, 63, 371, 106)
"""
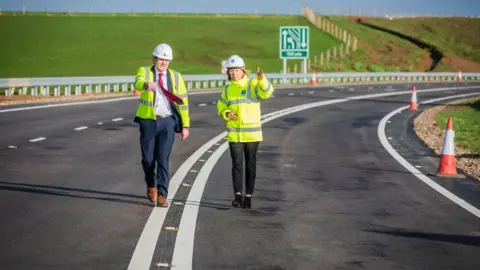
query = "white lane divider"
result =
(112, 118, 123, 122)
(97, 122, 103, 125)
(378, 92, 480, 219)
(74, 126, 88, 131)
(198, 103, 207, 107)
(168, 86, 480, 270)
(29, 137, 46, 142)
(127, 85, 480, 270)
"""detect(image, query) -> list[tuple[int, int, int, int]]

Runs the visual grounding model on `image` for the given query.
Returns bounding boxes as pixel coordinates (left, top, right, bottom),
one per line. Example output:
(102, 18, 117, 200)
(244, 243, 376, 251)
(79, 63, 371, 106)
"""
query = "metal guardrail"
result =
(1, 72, 479, 97)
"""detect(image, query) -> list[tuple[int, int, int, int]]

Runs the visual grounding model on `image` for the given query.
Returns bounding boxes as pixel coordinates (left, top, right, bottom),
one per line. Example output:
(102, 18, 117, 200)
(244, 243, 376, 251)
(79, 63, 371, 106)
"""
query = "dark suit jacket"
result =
(134, 66, 183, 134)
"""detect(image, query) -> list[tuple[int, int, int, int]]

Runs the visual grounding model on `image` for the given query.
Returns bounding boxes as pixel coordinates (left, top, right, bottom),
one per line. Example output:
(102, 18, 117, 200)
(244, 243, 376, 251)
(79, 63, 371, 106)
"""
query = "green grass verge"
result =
(0, 13, 341, 77)
(436, 98, 480, 153)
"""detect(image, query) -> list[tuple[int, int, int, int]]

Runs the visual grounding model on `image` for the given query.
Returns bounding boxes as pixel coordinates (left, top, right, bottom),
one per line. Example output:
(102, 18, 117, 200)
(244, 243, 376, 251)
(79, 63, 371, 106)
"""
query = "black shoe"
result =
(232, 194, 243, 208)
(243, 196, 251, 209)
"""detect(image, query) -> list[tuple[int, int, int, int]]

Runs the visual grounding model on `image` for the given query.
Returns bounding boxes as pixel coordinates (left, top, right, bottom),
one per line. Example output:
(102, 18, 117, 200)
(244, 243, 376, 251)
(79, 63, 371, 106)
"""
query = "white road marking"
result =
(97, 122, 103, 125)
(329, 90, 334, 92)
(169, 86, 480, 270)
(190, 170, 199, 173)
(387, 121, 391, 123)
(29, 137, 46, 142)
(198, 103, 207, 107)
(112, 118, 123, 121)
(308, 91, 314, 94)
(211, 101, 216, 104)
(378, 92, 480, 219)
(0, 82, 473, 114)
(74, 126, 88, 131)
(415, 165, 422, 168)
(388, 137, 393, 140)
(288, 93, 294, 96)
(155, 263, 172, 268)
(348, 88, 355, 91)
(128, 85, 480, 270)
(199, 159, 206, 162)
(8, 145, 17, 148)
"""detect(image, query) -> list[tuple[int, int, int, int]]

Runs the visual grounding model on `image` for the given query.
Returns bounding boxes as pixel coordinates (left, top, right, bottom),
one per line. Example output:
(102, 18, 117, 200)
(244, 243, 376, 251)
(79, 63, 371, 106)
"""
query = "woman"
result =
(216, 55, 274, 209)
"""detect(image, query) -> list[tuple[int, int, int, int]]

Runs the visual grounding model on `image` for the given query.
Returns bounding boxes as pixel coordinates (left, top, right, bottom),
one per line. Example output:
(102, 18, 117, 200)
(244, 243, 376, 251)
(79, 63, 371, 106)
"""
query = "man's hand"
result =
(181, 128, 189, 140)
(256, 66, 264, 80)
(227, 112, 237, 120)
(144, 82, 157, 91)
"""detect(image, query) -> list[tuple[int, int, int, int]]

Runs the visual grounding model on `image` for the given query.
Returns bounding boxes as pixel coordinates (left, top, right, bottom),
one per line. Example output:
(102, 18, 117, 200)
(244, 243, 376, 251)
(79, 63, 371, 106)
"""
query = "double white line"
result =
(128, 85, 480, 270)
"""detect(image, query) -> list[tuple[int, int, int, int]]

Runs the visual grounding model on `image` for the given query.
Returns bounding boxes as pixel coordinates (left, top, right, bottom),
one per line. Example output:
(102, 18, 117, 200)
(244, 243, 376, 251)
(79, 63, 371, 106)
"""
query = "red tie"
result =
(158, 73, 184, 105)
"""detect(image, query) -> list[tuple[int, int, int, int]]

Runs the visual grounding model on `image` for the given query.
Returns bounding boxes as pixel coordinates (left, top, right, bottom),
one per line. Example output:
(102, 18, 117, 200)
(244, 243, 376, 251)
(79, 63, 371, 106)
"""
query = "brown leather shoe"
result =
(147, 187, 158, 203)
(157, 195, 169, 207)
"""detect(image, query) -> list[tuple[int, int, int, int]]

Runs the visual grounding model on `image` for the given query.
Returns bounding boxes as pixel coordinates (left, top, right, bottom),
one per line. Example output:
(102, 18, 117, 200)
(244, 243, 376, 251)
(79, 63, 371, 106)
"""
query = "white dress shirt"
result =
(154, 69, 172, 116)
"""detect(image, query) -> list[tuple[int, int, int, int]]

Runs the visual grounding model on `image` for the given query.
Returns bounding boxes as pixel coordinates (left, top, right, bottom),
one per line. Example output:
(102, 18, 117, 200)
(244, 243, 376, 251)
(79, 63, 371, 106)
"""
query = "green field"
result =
(436, 98, 480, 153)
(1, 13, 479, 78)
(0, 13, 341, 78)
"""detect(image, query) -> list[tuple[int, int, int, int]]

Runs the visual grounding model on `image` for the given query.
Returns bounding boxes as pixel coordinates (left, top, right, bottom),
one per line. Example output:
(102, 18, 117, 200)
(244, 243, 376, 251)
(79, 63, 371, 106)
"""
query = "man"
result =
(133, 43, 190, 207)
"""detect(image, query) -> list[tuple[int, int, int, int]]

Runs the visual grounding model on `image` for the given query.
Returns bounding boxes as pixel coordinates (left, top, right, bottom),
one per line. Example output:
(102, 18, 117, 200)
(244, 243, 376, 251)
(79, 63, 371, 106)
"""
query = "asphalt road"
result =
(0, 82, 479, 270)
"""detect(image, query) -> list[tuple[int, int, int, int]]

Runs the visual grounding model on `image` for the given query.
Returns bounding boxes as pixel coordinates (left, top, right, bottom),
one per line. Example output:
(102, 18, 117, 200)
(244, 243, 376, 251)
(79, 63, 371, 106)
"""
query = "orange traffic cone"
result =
(458, 70, 462, 82)
(409, 85, 418, 110)
(310, 71, 317, 86)
(437, 118, 459, 176)
(133, 89, 141, 96)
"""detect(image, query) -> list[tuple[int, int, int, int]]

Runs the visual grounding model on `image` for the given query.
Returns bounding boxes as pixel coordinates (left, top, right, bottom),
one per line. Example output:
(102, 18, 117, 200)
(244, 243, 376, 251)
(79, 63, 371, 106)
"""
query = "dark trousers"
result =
(229, 142, 260, 195)
(139, 117, 175, 197)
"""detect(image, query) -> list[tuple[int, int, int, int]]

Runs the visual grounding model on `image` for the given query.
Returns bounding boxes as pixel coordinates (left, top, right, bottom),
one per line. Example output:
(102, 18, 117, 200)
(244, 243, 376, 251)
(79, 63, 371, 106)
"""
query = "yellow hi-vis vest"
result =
(217, 75, 274, 142)
(134, 66, 190, 128)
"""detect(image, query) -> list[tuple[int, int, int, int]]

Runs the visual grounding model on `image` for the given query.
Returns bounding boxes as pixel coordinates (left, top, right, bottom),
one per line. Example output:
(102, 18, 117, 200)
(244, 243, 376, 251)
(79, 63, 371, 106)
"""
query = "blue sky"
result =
(1, 0, 479, 16)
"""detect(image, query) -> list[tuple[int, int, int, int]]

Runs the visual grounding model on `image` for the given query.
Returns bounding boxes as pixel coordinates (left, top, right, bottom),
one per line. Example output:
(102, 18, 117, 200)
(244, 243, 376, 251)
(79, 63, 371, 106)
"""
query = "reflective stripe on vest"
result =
(139, 99, 154, 106)
(227, 127, 262, 132)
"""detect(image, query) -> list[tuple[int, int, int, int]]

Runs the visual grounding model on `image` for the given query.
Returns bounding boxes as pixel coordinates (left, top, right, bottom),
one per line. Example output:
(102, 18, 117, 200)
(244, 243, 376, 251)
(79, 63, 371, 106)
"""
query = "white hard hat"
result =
(153, 43, 173, 60)
(225, 55, 245, 68)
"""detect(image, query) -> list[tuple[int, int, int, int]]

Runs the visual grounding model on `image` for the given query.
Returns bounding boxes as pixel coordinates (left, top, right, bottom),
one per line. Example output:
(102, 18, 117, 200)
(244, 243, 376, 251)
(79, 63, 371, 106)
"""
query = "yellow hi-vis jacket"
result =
(217, 75, 274, 142)
(133, 66, 190, 130)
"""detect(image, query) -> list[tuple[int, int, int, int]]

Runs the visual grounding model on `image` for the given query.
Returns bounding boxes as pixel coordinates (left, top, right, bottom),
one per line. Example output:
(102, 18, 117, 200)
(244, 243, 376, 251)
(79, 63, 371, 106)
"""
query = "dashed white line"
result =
(74, 126, 88, 131)
(29, 137, 46, 142)
(112, 118, 123, 122)
(198, 103, 207, 107)
(329, 90, 334, 92)
(97, 122, 103, 125)
(288, 93, 294, 96)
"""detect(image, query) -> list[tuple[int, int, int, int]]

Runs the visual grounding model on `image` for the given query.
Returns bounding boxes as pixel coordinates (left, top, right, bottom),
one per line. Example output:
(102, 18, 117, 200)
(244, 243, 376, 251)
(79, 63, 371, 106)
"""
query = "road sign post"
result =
(279, 26, 309, 75)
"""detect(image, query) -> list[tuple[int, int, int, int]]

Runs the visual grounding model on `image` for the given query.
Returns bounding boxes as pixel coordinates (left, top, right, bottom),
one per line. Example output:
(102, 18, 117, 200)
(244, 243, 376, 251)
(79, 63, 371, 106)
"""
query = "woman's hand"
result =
(256, 66, 264, 80)
(227, 112, 237, 120)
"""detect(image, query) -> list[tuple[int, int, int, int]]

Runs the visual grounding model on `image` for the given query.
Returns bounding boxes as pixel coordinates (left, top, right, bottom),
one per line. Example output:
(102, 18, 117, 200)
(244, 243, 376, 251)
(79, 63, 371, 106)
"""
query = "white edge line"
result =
(378, 92, 480, 219)
(128, 85, 480, 270)
(29, 137, 46, 142)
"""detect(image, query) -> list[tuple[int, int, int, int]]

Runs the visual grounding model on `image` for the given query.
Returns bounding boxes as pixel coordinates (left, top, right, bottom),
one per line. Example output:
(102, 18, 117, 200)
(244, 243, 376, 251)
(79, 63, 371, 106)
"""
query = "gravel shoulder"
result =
(413, 98, 480, 181)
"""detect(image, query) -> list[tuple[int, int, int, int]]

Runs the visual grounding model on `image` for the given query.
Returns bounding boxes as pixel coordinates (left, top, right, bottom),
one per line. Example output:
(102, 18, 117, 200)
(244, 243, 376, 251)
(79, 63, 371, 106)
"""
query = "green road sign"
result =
(279, 26, 309, 59)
